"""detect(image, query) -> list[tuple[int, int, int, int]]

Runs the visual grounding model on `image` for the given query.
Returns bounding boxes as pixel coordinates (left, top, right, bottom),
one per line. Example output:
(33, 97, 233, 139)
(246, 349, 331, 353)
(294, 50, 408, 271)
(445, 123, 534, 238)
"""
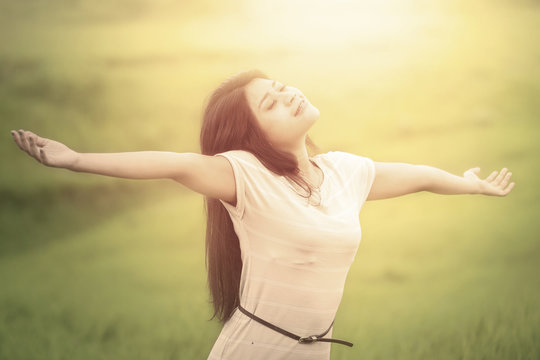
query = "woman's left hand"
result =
(463, 167, 515, 196)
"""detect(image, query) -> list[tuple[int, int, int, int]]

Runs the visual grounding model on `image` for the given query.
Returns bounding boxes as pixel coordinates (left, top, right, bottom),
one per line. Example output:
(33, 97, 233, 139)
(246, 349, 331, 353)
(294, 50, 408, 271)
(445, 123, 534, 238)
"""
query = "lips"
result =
(295, 100, 305, 116)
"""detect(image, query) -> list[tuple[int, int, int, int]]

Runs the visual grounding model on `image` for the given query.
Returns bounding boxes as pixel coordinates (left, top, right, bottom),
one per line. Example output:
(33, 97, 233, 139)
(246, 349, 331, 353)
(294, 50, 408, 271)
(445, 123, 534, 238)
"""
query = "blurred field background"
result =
(1, 0, 539, 359)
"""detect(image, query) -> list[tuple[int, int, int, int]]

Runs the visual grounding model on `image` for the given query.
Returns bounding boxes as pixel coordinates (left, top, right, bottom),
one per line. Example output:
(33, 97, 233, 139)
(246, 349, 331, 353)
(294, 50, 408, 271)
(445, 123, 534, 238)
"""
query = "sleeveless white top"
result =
(207, 150, 375, 360)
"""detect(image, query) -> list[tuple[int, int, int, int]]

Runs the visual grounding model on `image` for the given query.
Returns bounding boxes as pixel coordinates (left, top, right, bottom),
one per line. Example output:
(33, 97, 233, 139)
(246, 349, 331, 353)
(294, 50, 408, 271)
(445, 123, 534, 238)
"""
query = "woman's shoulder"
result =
(316, 150, 374, 172)
(215, 149, 258, 161)
(214, 149, 266, 171)
(316, 150, 371, 162)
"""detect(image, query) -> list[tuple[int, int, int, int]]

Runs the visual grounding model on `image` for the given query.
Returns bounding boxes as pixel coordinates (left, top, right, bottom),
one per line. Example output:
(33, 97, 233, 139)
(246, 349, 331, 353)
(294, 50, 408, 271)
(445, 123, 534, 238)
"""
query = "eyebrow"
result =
(258, 80, 276, 110)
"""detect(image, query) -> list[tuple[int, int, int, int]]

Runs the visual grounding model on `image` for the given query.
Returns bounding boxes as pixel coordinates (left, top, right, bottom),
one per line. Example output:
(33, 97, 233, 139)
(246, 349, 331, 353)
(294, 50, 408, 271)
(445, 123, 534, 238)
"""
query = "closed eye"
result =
(267, 84, 287, 110)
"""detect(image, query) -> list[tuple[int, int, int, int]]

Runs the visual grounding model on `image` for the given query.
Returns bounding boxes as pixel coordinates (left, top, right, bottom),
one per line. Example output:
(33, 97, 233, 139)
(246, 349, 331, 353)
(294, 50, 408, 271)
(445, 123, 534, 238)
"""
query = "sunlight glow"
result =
(251, 0, 431, 49)
(181, 0, 434, 51)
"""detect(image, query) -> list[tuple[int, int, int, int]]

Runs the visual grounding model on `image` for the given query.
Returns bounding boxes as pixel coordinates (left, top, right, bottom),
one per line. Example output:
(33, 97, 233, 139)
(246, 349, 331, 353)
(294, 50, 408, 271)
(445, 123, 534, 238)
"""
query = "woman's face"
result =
(244, 78, 320, 152)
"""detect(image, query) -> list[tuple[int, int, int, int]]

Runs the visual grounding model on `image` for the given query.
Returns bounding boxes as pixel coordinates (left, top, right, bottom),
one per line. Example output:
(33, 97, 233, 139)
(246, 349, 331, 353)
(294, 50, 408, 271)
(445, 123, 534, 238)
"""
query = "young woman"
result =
(11, 69, 515, 360)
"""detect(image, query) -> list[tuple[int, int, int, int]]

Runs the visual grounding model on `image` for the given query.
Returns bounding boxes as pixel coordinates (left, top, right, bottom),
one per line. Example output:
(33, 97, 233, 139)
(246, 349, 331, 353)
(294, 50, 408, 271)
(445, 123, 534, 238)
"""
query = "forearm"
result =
(70, 151, 191, 180)
(418, 165, 479, 195)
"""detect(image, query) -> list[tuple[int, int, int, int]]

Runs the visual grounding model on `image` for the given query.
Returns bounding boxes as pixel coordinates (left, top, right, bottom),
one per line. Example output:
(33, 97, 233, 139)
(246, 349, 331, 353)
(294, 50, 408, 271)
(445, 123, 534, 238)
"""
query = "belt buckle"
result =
(298, 335, 318, 344)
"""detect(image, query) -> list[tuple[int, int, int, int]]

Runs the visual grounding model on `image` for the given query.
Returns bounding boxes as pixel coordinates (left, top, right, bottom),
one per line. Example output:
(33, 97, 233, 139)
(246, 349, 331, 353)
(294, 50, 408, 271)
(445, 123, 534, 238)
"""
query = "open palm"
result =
(464, 167, 515, 196)
(11, 129, 78, 169)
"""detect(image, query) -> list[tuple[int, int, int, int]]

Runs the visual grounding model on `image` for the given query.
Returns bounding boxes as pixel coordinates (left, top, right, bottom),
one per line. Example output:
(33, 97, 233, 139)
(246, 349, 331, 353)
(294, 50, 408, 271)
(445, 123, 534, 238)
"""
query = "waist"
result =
(237, 304, 353, 348)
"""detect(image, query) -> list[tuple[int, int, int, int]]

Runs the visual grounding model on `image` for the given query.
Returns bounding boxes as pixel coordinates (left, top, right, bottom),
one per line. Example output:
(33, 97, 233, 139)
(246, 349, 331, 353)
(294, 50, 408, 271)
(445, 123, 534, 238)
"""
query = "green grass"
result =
(1, 0, 539, 359)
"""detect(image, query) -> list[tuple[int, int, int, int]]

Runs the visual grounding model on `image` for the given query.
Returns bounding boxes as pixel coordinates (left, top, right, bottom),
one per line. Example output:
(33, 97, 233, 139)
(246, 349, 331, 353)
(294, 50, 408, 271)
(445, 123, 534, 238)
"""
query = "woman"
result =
(10, 69, 515, 360)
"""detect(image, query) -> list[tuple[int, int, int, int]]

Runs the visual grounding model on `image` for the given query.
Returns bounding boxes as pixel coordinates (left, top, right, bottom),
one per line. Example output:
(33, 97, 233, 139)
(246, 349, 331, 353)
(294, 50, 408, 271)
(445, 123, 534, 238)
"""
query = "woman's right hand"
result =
(11, 129, 79, 169)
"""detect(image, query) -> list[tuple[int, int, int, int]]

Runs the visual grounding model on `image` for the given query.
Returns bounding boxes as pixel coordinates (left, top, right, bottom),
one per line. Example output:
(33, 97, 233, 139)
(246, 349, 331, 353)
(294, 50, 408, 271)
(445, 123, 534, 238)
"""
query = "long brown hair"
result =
(200, 69, 319, 323)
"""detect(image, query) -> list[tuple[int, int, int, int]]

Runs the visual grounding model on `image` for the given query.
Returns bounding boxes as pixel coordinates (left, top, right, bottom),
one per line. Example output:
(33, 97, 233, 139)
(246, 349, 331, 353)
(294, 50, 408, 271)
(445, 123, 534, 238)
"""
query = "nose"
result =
(272, 89, 300, 106)
(289, 94, 296, 104)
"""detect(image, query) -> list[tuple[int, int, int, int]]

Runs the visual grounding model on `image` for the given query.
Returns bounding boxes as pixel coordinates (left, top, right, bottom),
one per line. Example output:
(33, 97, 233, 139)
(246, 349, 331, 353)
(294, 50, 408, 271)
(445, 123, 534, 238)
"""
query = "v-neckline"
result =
(308, 156, 328, 207)
(276, 155, 328, 207)
(309, 156, 326, 190)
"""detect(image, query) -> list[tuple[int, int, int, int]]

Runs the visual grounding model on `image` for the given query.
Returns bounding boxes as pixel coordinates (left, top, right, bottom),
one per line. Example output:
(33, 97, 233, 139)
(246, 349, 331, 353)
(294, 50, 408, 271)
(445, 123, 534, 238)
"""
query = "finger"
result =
(18, 129, 31, 155)
(17, 130, 28, 153)
(11, 130, 26, 152)
(39, 148, 48, 166)
(26, 130, 48, 147)
(464, 167, 480, 178)
(502, 182, 515, 196)
(485, 170, 498, 182)
(494, 168, 508, 185)
(35, 135, 48, 147)
(28, 135, 40, 160)
(499, 172, 512, 189)
(26, 131, 42, 156)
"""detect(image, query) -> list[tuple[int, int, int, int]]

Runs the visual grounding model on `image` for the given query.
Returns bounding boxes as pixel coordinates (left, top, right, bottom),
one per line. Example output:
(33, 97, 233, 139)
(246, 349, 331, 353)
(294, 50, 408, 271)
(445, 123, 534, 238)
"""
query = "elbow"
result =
(166, 152, 195, 182)
(414, 164, 433, 192)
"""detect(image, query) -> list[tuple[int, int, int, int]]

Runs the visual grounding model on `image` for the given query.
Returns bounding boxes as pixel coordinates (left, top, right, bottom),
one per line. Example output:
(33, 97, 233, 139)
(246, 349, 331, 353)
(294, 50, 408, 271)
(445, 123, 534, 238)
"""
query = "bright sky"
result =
(180, 0, 448, 51)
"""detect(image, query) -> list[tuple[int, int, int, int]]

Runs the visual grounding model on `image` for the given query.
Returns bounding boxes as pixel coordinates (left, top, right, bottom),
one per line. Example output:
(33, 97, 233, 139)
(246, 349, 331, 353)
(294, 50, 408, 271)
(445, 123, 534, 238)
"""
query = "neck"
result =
(288, 139, 321, 187)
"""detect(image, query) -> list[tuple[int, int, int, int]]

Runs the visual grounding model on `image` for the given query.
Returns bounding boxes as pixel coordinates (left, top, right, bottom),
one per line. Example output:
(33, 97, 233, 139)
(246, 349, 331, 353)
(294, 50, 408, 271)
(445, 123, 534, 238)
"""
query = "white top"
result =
(207, 150, 376, 360)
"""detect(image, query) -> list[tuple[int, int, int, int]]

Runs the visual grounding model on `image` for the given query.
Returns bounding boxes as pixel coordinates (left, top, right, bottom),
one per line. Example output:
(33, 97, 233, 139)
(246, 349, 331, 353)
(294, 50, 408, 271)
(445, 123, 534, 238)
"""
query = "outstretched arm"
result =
(10, 129, 237, 203)
(11, 129, 190, 179)
(367, 161, 515, 201)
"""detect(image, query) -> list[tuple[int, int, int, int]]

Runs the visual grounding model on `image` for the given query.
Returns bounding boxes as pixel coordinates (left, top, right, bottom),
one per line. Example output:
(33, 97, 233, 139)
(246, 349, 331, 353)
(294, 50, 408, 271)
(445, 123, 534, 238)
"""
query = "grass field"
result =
(1, 0, 539, 359)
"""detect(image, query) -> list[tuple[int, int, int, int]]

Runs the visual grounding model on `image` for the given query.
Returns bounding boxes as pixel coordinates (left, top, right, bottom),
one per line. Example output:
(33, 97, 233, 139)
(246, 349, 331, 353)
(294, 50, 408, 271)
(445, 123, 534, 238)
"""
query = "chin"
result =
(311, 105, 320, 118)
(304, 103, 320, 122)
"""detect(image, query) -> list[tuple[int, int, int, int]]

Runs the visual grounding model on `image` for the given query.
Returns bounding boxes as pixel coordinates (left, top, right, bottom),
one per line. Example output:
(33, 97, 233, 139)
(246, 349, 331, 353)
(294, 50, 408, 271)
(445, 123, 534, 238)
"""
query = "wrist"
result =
(471, 179, 483, 194)
(69, 152, 82, 171)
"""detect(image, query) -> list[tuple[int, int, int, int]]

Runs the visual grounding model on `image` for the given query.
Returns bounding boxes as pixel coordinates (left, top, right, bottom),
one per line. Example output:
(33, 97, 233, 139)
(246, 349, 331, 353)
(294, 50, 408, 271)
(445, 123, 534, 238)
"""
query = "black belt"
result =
(237, 304, 353, 347)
